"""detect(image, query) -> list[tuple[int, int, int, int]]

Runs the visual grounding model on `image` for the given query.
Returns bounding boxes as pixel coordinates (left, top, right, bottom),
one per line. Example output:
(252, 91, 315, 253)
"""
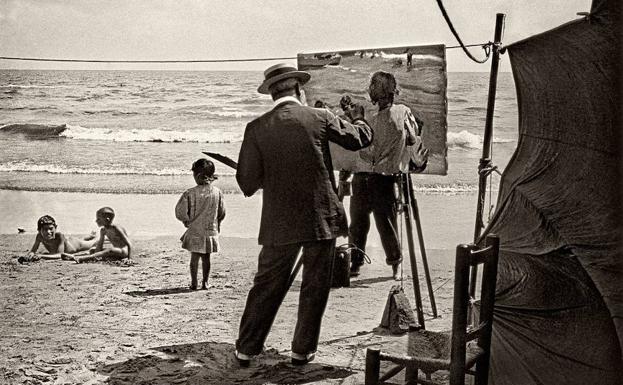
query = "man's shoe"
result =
(291, 352, 316, 366)
(234, 350, 251, 368)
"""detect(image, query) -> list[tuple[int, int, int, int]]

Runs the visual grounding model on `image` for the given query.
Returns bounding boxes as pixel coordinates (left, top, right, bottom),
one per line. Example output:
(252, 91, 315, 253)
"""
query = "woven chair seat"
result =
(379, 330, 484, 375)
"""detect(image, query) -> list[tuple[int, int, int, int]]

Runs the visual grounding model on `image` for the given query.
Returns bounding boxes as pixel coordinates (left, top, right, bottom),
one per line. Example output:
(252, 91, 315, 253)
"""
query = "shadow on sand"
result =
(348, 276, 395, 288)
(98, 341, 354, 385)
(123, 287, 199, 297)
(289, 275, 395, 291)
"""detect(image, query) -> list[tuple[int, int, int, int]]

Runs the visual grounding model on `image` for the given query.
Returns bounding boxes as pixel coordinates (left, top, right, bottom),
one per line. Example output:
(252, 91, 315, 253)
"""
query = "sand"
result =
(0, 190, 479, 384)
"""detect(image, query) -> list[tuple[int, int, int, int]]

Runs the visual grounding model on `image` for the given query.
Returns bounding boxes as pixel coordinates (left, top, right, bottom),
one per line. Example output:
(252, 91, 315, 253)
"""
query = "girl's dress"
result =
(175, 183, 225, 253)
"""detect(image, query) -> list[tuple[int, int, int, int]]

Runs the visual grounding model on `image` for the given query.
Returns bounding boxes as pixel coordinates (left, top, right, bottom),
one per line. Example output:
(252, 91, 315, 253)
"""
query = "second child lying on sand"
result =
(68, 207, 132, 263)
(19, 215, 98, 263)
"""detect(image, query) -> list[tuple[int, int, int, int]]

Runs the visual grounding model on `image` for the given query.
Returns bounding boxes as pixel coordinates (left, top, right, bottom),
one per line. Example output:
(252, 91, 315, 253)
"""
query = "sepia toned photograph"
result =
(0, 0, 620, 384)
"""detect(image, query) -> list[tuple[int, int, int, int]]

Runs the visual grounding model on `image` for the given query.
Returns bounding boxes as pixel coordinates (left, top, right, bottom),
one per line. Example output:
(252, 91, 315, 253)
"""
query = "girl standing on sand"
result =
(175, 159, 226, 290)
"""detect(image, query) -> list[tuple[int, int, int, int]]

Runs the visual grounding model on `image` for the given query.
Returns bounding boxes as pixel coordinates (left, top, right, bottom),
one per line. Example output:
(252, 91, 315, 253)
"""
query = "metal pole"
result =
(407, 173, 438, 318)
(471, 13, 506, 298)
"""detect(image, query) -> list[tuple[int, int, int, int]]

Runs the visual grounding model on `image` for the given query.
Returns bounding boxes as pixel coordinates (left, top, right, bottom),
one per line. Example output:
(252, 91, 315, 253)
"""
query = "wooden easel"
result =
(397, 172, 438, 329)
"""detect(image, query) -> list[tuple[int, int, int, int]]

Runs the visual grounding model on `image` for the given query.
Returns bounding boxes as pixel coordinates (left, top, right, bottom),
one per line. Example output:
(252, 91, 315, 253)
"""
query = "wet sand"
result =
(0, 189, 479, 248)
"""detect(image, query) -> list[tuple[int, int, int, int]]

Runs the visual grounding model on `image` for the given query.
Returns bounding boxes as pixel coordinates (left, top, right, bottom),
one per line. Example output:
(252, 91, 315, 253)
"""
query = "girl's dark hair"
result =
(37, 215, 57, 230)
(191, 158, 215, 177)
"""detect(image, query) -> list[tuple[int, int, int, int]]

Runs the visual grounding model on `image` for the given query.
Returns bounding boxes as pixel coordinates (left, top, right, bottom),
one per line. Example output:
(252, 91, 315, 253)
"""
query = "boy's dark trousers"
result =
(236, 239, 335, 356)
(348, 173, 402, 267)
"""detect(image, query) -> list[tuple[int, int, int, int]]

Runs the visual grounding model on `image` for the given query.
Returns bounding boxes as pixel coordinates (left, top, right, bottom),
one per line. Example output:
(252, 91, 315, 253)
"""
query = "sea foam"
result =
(61, 124, 242, 143)
(447, 130, 481, 149)
(411, 182, 480, 194)
(447, 130, 515, 149)
(0, 161, 191, 176)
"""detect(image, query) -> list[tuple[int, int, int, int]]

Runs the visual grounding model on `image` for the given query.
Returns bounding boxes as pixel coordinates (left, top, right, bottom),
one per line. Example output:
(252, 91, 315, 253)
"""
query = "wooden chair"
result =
(365, 234, 500, 385)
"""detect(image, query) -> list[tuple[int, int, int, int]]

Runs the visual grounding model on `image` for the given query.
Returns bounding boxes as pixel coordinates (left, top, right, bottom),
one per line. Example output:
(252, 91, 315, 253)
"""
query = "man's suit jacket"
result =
(237, 100, 373, 246)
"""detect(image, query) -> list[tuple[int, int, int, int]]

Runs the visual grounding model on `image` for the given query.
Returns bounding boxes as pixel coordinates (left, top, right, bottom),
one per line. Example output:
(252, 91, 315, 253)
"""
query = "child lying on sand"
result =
(19, 215, 97, 263)
(70, 207, 132, 264)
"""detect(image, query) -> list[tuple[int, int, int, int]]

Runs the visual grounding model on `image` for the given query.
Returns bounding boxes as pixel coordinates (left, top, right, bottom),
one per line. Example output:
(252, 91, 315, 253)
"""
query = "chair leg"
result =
(365, 348, 381, 385)
(405, 365, 418, 385)
(474, 359, 490, 385)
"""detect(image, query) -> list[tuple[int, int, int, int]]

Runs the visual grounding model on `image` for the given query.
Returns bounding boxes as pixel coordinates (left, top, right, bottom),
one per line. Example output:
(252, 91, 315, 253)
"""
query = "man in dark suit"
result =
(234, 63, 373, 366)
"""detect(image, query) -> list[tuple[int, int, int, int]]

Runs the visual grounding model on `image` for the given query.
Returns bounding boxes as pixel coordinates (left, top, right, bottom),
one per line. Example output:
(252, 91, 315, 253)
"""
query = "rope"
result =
(477, 148, 503, 225)
(487, 145, 495, 222)
(0, 43, 490, 64)
(0, 56, 297, 63)
(435, 0, 493, 64)
(446, 43, 489, 50)
(479, 162, 501, 221)
(488, 165, 494, 221)
(338, 243, 372, 264)
(479, 164, 501, 177)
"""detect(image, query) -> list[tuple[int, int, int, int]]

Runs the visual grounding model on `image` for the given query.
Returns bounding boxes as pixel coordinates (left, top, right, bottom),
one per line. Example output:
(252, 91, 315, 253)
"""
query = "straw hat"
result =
(257, 63, 311, 94)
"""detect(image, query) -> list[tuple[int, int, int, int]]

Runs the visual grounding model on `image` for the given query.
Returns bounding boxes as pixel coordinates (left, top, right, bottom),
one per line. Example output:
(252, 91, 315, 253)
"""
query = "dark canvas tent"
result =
(483, 1, 622, 384)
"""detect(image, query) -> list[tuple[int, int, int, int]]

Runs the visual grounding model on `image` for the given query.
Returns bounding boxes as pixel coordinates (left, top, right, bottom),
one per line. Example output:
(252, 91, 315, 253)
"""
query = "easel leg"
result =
(407, 173, 438, 318)
(400, 174, 426, 329)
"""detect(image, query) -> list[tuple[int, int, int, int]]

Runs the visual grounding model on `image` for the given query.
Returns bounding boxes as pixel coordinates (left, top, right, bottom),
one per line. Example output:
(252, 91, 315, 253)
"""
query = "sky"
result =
(0, 0, 591, 72)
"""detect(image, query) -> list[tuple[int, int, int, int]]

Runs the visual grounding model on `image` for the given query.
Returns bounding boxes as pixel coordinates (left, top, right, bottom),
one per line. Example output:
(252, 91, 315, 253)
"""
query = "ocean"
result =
(0, 69, 518, 195)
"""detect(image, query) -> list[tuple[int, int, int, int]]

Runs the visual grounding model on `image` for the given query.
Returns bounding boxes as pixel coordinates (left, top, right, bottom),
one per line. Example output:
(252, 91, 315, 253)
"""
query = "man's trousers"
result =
(236, 238, 336, 356)
(349, 173, 402, 267)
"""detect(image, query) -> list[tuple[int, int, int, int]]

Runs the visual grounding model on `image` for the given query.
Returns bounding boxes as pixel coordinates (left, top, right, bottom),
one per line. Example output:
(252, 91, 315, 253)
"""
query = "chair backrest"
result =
(449, 234, 500, 385)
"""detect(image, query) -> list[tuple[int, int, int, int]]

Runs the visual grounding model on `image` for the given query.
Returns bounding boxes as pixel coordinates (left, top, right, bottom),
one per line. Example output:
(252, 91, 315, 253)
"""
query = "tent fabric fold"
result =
(483, 1, 622, 383)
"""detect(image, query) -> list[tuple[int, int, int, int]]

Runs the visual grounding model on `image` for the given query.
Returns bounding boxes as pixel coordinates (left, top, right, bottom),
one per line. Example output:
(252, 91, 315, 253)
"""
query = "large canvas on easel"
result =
(298, 44, 448, 175)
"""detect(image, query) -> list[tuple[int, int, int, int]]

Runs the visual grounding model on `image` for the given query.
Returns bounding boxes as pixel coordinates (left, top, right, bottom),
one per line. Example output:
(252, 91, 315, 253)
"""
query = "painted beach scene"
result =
(300, 44, 449, 174)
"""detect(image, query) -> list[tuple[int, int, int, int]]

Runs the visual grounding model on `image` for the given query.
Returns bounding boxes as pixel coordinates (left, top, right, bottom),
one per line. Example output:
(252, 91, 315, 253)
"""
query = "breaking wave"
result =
(0, 123, 241, 143)
(379, 52, 444, 62)
(448, 130, 515, 149)
(1, 123, 514, 148)
(447, 130, 481, 149)
(412, 182, 480, 194)
(61, 125, 242, 143)
(0, 161, 479, 195)
(0, 161, 236, 177)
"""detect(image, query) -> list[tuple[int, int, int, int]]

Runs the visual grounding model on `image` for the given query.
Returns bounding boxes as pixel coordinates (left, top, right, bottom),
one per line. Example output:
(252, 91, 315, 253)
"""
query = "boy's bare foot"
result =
(61, 253, 75, 261)
(392, 264, 400, 281)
